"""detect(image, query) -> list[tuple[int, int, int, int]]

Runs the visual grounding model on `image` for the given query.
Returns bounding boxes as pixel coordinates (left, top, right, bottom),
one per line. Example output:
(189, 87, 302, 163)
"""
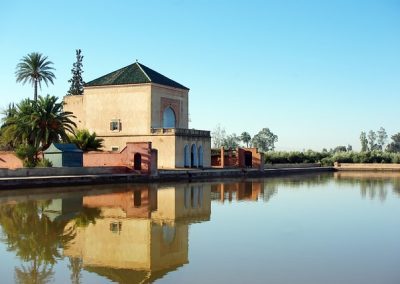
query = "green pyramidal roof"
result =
(85, 62, 189, 90)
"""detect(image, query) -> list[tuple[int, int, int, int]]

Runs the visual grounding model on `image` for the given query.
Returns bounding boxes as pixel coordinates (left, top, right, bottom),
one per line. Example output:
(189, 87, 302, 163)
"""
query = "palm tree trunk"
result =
(34, 79, 38, 101)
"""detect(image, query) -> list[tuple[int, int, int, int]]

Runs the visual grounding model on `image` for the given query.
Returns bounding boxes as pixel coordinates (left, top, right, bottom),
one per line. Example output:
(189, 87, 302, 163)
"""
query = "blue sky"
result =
(1, 0, 399, 151)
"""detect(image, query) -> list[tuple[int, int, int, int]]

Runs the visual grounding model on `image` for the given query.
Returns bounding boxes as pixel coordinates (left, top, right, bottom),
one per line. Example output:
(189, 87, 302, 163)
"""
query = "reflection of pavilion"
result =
(63, 184, 211, 283)
(211, 181, 266, 202)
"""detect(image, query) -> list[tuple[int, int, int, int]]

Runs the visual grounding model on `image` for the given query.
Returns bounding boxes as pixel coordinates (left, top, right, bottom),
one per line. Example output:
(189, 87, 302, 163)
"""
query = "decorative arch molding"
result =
(160, 97, 180, 128)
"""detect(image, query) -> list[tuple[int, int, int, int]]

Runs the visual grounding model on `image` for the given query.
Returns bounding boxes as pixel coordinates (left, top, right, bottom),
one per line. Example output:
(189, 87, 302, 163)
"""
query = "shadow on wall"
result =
(83, 142, 156, 174)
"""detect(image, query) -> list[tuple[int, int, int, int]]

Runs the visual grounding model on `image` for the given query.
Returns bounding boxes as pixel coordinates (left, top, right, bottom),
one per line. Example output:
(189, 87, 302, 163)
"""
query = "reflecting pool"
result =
(0, 172, 400, 283)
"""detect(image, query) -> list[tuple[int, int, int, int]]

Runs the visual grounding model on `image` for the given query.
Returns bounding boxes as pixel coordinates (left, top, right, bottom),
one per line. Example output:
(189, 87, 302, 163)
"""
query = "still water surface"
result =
(0, 172, 399, 284)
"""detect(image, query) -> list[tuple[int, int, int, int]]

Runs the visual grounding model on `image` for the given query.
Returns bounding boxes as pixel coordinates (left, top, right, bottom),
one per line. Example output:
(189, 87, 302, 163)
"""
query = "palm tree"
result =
(1, 96, 76, 152)
(240, 132, 251, 148)
(69, 129, 104, 151)
(15, 52, 56, 101)
(31, 95, 76, 150)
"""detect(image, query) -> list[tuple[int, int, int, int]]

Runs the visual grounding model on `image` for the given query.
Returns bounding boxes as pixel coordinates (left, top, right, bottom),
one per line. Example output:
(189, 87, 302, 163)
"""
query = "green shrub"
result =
(15, 144, 38, 168)
(36, 158, 53, 167)
(264, 150, 400, 165)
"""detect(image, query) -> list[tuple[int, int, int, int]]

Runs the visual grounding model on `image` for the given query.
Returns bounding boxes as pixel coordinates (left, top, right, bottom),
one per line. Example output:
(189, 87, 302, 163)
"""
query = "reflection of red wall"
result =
(212, 182, 262, 202)
(83, 142, 152, 174)
(83, 187, 155, 218)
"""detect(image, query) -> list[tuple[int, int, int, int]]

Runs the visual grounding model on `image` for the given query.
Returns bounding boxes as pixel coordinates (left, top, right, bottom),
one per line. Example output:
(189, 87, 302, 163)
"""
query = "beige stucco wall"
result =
(63, 95, 85, 130)
(83, 84, 152, 135)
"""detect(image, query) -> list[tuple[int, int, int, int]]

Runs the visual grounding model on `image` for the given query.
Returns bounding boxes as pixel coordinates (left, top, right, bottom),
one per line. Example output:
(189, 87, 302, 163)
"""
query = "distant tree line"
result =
(211, 124, 278, 152)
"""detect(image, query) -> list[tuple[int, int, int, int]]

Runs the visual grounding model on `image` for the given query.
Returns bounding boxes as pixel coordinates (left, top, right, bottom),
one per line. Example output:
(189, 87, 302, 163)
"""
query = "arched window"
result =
(198, 145, 203, 168)
(184, 145, 190, 167)
(191, 144, 198, 168)
(163, 107, 176, 128)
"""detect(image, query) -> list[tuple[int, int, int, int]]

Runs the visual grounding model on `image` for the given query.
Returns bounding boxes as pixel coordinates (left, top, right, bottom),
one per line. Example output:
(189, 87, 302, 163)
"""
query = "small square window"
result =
(110, 221, 122, 234)
(110, 119, 121, 131)
(111, 146, 119, 152)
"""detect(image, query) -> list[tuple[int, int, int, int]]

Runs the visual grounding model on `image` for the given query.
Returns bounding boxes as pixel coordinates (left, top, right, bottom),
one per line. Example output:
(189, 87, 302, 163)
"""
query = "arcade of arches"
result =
(184, 144, 204, 168)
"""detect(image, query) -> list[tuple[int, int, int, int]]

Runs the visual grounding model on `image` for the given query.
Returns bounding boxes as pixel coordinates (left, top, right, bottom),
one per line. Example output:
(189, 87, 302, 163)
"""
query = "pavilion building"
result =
(64, 62, 211, 168)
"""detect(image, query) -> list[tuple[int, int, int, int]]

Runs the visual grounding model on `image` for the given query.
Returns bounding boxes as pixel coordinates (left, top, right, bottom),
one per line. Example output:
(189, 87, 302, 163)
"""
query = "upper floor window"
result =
(110, 119, 121, 132)
(163, 107, 176, 128)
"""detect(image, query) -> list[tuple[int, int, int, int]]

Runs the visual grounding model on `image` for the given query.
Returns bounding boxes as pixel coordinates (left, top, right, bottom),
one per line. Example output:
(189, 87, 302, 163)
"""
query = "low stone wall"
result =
(334, 163, 400, 171)
(265, 163, 321, 169)
(0, 166, 130, 178)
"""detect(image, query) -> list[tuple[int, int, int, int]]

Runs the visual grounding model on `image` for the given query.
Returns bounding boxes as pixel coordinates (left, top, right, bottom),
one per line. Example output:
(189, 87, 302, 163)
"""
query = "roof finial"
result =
(136, 59, 138, 63)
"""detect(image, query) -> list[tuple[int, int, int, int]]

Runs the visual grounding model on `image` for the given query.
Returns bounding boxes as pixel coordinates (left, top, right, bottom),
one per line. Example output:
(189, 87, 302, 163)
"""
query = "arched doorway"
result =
(133, 190, 141, 207)
(244, 151, 252, 168)
(198, 145, 203, 168)
(184, 145, 190, 167)
(134, 153, 142, 170)
(191, 144, 197, 168)
(163, 107, 176, 128)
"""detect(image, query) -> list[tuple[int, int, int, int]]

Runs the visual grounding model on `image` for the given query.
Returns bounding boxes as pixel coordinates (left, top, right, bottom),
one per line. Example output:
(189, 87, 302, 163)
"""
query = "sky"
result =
(0, 0, 399, 151)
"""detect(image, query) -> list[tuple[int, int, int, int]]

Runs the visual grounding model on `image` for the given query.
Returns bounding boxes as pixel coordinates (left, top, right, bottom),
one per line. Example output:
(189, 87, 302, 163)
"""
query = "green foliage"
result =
(31, 95, 76, 150)
(36, 158, 53, 168)
(368, 130, 378, 151)
(221, 133, 240, 149)
(360, 131, 368, 152)
(330, 150, 400, 164)
(264, 150, 400, 165)
(211, 124, 226, 148)
(69, 129, 104, 151)
(252, 128, 278, 152)
(386, 133, 400, 153)
(15, 52, 56, 101)
(67, 49, 85, 96)
(377, 127, 388, 150)
(333, 145, 347, 153)
(265, 150, 330, 165)
(1, 95, 76, 152)
(15, 144, 38, 167)
(240, 131, 251, 147)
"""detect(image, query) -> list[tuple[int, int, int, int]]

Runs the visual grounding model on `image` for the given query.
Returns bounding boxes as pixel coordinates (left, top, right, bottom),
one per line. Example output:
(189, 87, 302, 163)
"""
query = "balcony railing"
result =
(150, 128, 210, 137)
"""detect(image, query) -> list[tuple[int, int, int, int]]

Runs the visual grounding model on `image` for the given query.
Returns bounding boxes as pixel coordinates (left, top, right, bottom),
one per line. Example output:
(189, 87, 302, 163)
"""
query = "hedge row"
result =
(265, 150, 400, 165)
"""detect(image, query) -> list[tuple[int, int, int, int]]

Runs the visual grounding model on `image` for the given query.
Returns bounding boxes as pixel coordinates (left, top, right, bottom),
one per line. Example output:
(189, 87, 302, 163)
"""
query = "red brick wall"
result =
(83, 142, 152, 174)
(0, 152, 23, 169)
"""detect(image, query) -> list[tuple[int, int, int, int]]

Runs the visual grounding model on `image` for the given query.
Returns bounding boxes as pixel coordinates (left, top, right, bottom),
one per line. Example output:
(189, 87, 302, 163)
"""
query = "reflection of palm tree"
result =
(0, 200, 76, 283)
(68, 257, 83, 284)
(15, 262, 54, 284)
(73, 206, 102, 227)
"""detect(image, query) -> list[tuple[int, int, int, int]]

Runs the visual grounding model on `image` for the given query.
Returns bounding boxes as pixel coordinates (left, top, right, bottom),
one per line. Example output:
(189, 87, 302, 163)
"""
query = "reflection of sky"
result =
(1, 175, 400, 284)
(0, 242, 18, 284)
(162, 181, 400, 284)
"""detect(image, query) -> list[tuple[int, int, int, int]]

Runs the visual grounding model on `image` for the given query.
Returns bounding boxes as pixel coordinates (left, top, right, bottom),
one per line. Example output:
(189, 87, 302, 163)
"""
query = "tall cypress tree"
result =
(66, 49, 84, 96)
